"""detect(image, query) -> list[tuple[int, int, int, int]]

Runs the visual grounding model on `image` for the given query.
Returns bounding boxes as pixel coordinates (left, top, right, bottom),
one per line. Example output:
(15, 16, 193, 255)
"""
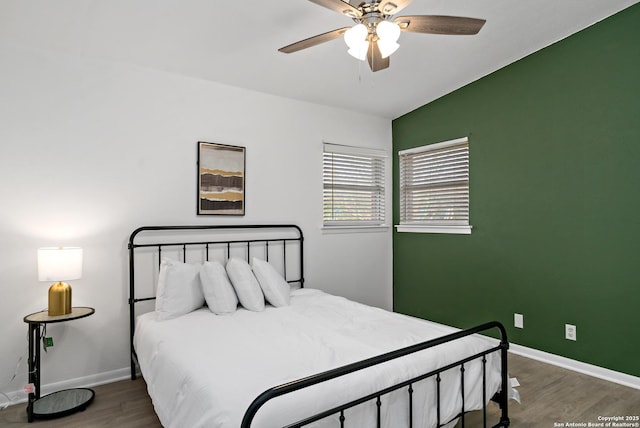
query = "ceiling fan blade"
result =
(279, 27, 350, 54)
(394, 15, 486, 35)
(367, 41, 390, 72)
(308, 0, 362, 18)
(377, 0, 413, 16)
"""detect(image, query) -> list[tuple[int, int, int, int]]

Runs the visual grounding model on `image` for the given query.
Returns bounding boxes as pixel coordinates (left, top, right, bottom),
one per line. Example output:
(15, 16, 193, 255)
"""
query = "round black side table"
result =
(23, 307, 95, 422)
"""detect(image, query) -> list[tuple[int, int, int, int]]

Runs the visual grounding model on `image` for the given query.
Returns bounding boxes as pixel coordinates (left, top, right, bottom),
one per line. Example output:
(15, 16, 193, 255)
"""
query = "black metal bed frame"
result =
(128, 224, 510, 428)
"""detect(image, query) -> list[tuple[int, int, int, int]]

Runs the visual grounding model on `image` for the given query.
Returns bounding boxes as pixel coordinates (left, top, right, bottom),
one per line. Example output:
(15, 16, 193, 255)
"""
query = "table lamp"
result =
(37, 247, 83, 316)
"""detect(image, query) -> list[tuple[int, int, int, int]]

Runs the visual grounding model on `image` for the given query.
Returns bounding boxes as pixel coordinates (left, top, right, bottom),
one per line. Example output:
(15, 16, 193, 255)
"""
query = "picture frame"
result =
(197, 141, 246, 215)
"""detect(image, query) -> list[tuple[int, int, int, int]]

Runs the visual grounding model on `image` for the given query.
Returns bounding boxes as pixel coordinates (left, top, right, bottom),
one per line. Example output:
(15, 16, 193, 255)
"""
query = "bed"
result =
(128, 225, 511, 428)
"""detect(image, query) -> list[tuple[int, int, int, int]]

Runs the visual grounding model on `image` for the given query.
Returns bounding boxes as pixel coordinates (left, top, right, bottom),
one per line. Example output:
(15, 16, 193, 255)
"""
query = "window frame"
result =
(322, 142, 388, 231)
(395, 137, 472, 234)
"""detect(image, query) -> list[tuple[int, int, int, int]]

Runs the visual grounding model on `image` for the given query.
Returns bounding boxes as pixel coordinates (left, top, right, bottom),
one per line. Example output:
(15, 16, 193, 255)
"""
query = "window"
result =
(323, 143, 387, 227)
(397, 137, 471, 234)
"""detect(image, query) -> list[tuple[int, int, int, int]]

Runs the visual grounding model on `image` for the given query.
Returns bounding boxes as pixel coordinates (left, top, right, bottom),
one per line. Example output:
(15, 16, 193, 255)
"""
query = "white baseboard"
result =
(509, 343, 640, 390)
(2, 367, 131, 407)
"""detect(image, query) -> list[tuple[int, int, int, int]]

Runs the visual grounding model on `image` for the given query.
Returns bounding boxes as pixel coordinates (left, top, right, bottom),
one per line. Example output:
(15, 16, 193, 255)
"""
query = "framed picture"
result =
(197, 141, 245, 215)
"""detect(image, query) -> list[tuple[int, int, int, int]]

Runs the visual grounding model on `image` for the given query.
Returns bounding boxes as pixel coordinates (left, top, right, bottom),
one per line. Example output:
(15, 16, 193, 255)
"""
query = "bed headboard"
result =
(127, 224, 304, 379)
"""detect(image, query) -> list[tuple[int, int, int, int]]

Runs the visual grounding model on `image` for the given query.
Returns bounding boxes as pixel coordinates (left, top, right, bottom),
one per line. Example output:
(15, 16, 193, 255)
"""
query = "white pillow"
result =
(226, 258, 265, 312)
(155, 258, 205, 320)
(200, 261, 238, 315)
(251, 257, 291, 307)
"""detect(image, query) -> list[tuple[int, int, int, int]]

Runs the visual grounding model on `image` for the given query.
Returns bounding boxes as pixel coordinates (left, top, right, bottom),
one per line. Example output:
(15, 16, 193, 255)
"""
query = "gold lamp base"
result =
(48, 281, 72, 316)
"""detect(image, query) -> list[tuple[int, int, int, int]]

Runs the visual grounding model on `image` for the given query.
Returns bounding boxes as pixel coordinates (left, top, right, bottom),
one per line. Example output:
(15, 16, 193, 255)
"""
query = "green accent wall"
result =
(392, 3, 640, 377)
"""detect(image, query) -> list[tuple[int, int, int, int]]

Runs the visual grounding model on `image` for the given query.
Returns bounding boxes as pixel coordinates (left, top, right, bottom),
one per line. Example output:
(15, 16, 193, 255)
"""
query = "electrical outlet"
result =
(565, 324, 577, 341)
(514, 313, 524, 329)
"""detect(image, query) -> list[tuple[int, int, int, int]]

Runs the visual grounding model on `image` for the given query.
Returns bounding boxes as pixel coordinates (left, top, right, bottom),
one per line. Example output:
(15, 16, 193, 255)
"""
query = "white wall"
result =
(0, 43, 392, 404)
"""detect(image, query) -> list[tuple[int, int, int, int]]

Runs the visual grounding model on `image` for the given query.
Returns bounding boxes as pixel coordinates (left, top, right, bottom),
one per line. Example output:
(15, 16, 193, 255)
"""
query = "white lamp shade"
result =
(38, 247, 83, 281)
(344, 23, 368, 49)
(344, 24, 369, 61)
(377, 39, 399, 58)
(347, 43, 369, 60)
(376, 21, 401, 42)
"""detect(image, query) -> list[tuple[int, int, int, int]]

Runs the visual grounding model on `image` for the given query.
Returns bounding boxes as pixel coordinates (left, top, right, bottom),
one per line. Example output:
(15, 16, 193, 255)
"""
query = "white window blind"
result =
(323, 143, 386, 226)
(398, 137, 471, 234)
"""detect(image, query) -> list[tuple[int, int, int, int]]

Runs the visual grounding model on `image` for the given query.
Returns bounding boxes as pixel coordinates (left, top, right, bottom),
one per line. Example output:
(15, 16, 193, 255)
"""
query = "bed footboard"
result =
(241, 321, 510, 428)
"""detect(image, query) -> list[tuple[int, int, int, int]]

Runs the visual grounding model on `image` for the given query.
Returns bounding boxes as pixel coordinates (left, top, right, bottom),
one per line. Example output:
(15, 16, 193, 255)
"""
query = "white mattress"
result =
(134, 288, 502, 428)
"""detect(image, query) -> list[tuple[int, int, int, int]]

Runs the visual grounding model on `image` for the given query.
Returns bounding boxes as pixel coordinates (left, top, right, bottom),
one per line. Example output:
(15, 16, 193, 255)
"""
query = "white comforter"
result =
(134, 288, 502, 428)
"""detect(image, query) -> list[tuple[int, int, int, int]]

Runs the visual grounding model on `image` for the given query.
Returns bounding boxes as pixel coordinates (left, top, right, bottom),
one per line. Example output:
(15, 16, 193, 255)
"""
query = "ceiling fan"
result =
(278, 0, 486, 72)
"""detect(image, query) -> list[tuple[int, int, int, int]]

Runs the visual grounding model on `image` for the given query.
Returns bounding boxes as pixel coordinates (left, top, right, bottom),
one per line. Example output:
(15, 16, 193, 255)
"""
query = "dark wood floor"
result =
(462, 353, 640, 428)
(1, 353, 638, 427)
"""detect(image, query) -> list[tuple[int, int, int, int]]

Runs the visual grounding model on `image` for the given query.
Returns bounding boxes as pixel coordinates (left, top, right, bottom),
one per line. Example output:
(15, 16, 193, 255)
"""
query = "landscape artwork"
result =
(198, 142, 245, 215)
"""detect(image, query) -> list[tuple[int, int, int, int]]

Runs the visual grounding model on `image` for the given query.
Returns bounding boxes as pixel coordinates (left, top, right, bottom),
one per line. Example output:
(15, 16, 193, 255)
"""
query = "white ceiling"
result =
(1, 0, 638, 119)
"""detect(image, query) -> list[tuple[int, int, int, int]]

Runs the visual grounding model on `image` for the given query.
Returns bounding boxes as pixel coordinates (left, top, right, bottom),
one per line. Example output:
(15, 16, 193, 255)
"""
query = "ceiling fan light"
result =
(377, 39, 399, 58)
(376, 20, 401, 43)
(344, 23, 368, 49)
(348, 42, 369, 61)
